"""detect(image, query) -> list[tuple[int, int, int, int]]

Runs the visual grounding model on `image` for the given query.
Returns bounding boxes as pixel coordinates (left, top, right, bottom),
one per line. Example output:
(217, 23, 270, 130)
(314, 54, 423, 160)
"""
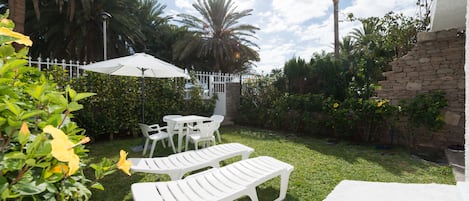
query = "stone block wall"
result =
(377, 29, 465, 149)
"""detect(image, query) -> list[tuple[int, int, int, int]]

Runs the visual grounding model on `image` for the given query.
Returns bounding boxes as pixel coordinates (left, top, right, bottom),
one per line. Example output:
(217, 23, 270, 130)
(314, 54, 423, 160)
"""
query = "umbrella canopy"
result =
(81, 53, 189, 78)
(81, 53, 189, 123)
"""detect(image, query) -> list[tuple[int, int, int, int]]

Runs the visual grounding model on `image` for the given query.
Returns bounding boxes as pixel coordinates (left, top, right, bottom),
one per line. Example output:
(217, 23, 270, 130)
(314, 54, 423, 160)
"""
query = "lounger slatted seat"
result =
(131, 156, 294, 201)
(129, 143, 254, 180)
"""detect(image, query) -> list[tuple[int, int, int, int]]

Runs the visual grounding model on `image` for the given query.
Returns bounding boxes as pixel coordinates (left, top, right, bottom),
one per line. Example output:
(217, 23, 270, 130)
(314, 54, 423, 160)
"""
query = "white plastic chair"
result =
(210, 115, 224, 142)
(162, 115, 183, 151)
(185, 121, 218, 151)
(139, 123, 174, 158)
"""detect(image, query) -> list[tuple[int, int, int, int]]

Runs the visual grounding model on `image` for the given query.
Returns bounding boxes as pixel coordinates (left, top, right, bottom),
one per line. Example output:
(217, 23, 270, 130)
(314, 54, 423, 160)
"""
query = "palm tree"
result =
(7, 0, 86, 33)
(174, 0, 260, 73)
(132, 0, 175, 61)
(332, 0, 339, 59)
(339, 36, 356, 71)
(25, 0, 146, 62)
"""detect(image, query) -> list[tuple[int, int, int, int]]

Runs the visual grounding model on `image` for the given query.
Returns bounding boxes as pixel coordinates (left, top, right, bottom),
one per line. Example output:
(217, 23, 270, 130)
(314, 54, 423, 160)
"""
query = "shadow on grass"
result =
(222, 125, 450, 178)
(236, 186, 299, 201)
(85, 125, 453, 201)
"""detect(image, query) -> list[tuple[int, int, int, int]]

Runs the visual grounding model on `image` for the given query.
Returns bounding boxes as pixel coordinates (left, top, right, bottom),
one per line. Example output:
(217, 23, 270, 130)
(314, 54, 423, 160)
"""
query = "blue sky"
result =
(159, 0, 418, 74)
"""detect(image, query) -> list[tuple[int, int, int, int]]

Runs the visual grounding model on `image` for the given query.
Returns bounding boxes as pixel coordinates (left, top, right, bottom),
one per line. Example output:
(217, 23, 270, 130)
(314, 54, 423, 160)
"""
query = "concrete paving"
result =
(445, 149, 465, 182)
(324, 180, 460, 201)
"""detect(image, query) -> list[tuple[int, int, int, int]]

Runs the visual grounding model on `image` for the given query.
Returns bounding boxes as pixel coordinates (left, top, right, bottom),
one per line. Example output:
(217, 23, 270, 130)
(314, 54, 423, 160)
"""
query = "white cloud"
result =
(342, 0, 416, 18)
(256, 41, 296, 73)
(232, 0, 256, 11)
(174, 0, 193, 9)
(161, 0, 419, 74)
(271, 0, 331, 24)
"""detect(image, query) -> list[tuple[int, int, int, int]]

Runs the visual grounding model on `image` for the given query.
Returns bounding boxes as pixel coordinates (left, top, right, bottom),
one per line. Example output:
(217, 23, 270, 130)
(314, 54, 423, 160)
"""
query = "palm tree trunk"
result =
(9, 0, 26, 33)
(333, 0, 339, 59)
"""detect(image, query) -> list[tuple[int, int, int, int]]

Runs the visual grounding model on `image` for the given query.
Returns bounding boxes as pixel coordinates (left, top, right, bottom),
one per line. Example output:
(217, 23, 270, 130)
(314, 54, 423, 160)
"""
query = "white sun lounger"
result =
(131, 156, 294, 201)
(129, 143, 254, 180)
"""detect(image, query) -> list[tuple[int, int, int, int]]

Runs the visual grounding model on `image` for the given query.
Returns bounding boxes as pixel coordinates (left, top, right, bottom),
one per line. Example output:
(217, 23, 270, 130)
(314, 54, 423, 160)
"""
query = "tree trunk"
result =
(8, 0, 26, 33)
(333, 0, 339, 59)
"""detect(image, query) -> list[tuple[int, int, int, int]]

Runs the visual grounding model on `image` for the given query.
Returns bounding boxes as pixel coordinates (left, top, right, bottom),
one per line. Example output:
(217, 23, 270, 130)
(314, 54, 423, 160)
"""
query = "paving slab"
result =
(324, 180, 460, 201)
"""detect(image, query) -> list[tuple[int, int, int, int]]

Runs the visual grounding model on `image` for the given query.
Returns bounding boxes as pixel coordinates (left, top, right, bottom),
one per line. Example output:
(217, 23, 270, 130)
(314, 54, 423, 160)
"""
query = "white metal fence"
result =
(26, 57, 257, 98)
(27, 57, 88, 80)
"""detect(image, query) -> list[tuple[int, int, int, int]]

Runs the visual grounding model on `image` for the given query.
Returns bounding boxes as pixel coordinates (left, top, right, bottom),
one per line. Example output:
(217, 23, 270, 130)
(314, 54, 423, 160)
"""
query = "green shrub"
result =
(400, 91, 447, 131)
(0, 15, 128, 200)
(399, 91, 448, 147)
(323, 97, 399, 141)
(71, 72, 216, 139)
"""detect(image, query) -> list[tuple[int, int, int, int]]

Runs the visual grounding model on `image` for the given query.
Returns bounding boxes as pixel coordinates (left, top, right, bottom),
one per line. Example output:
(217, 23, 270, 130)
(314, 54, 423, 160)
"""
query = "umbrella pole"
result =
(141, 68, 147, 123)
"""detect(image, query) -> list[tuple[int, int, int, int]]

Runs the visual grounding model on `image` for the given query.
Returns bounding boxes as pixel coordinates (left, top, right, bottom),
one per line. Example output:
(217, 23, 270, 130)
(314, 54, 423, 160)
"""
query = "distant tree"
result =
(6, 0, 89, 33)
(24, 0, 148, 61)
(174, 0, 260, 73)
(283, 57, 310, 94)
(132, 0, 172, 60)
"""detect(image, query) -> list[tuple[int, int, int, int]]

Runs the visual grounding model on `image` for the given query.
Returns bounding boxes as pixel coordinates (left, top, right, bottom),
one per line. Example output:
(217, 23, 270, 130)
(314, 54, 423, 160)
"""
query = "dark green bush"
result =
(400, 91, 447, 131)
(323, 97, 399, 142)
(63, 72, 216, 139)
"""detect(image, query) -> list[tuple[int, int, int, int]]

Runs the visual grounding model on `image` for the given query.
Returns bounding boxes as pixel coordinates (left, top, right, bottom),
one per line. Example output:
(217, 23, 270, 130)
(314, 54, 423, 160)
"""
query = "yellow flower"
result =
(0, 27, 33, 46)
(49, 163, 69, 175)
(377, 100, 387, 107)
(18, 122, 31, 144)
(117, 150, 132, 176)
(333, 102, 339, 109)
(44, 125, 80, 176)
(19, 122, 30, 135)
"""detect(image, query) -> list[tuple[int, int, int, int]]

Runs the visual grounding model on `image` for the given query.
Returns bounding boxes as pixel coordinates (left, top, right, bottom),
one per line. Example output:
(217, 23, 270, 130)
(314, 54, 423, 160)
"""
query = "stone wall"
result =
(377, 29, 465, 149)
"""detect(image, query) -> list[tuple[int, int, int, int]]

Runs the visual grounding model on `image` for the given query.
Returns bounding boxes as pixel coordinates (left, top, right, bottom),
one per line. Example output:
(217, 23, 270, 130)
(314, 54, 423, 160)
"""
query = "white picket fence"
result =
(26, 57, 254, 97)
(27, 57, 89, 80)
(26, 57, 260, 116)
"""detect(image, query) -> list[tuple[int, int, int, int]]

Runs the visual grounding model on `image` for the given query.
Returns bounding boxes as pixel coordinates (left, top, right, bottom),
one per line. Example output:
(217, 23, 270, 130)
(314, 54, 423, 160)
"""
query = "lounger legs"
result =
(246, 187, 259, 201)
(149, 140, 157, 158)
(215, 129, 221, 142)
(142, 139, 149, 156)
(275, 171, 293, 201)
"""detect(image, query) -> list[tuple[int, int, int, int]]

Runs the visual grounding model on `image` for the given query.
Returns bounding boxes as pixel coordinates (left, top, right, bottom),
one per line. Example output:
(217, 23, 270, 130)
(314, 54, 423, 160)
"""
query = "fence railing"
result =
(26, 57, 258, 98)
(28, 57, 87, 80)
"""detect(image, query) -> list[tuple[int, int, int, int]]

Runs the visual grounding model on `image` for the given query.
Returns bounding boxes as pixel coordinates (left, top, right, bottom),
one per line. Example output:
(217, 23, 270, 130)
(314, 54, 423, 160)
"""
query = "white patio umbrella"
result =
(81, 53, 189, 123)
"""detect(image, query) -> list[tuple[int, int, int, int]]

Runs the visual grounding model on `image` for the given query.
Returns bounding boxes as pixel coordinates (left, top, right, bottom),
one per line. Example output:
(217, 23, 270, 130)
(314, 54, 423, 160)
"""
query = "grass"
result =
(85, 126, 455, 201)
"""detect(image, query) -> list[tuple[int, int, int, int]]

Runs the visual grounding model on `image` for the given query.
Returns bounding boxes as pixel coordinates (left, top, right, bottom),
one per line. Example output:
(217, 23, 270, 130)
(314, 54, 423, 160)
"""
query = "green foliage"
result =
(323, 97, 399, 141)
(400, 91, 448, 132)
(237, 74, 326, 135)
(70, 72, 216, 138)
(282, 54, 348, 100)
(0, 16, 126, 200)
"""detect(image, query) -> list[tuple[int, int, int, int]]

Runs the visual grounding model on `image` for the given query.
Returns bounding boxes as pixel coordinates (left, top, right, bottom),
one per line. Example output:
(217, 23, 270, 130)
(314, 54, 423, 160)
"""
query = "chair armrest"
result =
(158, 126, 169, 132)
(148, 123, 160, 128)
(148, 124, 162, 132)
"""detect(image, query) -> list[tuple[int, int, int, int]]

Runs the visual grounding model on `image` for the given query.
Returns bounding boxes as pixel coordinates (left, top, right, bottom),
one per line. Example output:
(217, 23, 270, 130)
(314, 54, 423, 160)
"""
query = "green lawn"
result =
(86, 126, 455, 201)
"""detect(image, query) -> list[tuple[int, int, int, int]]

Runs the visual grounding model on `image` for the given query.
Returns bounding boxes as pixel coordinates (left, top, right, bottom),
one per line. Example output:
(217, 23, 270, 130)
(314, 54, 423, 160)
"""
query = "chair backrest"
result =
(210, 115, 224, 123)
(194, 121, 219, 138)
(138, 123, 160, 138)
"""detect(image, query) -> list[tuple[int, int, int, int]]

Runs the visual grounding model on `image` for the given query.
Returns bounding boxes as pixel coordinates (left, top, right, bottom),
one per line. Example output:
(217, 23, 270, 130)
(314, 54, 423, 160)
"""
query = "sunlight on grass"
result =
(86, 126, 454, 201)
